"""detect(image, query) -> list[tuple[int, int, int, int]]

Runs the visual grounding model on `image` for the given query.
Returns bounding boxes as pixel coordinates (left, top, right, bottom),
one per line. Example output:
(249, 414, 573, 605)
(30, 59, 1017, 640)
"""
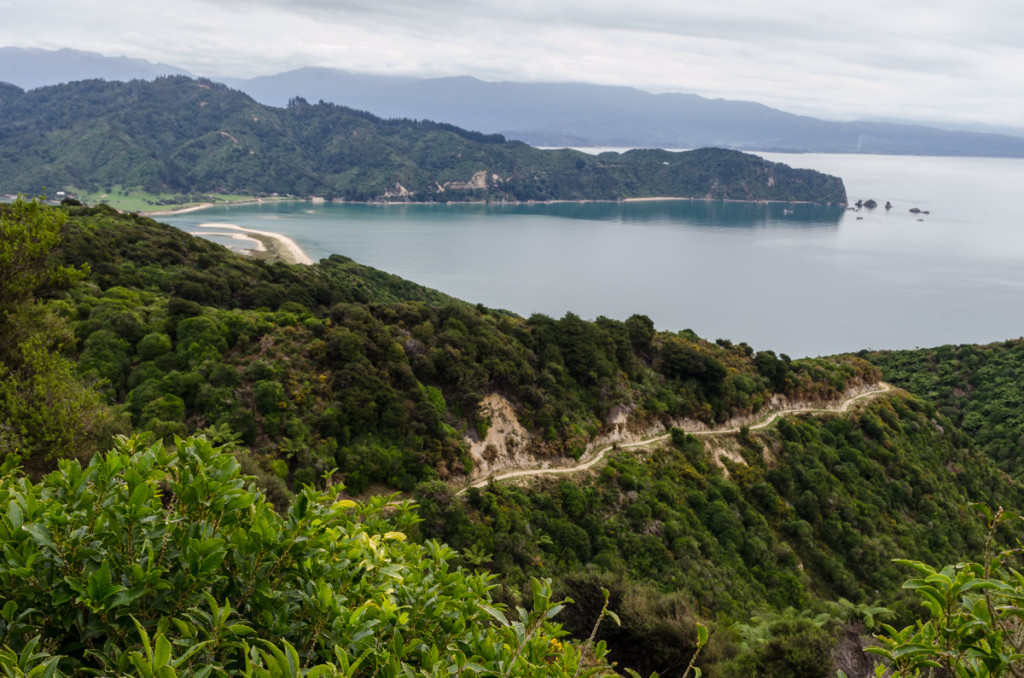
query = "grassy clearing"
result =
(68, 186, 260, 212)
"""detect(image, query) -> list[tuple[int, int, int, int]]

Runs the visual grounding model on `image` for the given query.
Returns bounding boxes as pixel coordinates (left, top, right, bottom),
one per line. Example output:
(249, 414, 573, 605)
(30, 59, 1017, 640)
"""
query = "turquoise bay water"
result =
(163, 153, 1024, 358)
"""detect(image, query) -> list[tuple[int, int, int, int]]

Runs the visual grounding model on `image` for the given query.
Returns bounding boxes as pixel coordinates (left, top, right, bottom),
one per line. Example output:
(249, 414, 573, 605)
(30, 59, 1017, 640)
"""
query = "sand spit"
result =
(146, 202, 219, 216)
(141, 197, 293, 216)
(193, 231, 266, 252)
(193, 223, 313, 265)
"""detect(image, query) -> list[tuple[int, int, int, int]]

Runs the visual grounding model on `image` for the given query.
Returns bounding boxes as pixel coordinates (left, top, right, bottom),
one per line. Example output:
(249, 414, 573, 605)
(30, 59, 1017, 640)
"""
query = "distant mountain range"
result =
(2, 47, 1023, 157)
(0, 77, 847, 204)
(0, 47, 190, 89)
(222, 68, 1024, 157)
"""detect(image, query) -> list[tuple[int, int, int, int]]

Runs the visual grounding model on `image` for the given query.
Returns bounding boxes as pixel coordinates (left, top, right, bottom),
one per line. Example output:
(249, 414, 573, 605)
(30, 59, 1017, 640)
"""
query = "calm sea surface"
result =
(162, 153, 1024, 358)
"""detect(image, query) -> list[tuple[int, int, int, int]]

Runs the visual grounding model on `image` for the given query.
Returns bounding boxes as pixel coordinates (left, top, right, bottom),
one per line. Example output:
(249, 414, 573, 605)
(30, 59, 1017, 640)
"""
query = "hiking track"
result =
(458, 382, 893, 493)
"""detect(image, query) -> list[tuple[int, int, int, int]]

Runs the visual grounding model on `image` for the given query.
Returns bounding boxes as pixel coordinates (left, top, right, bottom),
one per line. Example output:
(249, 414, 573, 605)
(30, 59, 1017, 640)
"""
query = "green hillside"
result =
(34, 203, 872, 498)
(417, 392, 1019, 676)
(867, 340, 1024, 477)
(0, 77, 847, 204)
(2, 199, 1022, 677)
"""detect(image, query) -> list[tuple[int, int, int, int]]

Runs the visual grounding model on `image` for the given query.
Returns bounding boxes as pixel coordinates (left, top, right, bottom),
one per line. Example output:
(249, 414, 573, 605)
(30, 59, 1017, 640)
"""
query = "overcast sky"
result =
(2, 0, 1022, 127)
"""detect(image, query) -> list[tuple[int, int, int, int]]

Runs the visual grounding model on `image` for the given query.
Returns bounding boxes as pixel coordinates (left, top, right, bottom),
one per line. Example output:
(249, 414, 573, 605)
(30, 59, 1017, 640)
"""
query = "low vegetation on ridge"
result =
(867, 341, 1024, 478)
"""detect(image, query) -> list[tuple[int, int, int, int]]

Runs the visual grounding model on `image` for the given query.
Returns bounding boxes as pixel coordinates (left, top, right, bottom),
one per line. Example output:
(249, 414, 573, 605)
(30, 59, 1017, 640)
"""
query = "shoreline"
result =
(192, 223, 313, 265)
(146, 195, 846, 215)
(162, 193, 841, 266)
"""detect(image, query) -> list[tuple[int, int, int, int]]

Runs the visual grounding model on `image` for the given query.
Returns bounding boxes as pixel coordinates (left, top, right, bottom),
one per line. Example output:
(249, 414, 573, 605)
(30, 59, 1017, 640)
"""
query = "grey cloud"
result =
(0, 0, 1020, 127)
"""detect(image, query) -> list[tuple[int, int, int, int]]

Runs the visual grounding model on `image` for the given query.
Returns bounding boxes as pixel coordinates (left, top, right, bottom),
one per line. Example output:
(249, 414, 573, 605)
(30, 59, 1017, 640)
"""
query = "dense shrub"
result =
(0, 435, 627, 677)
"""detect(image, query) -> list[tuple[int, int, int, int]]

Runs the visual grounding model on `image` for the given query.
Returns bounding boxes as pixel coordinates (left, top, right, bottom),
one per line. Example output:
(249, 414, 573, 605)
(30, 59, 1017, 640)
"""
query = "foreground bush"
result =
(869, 506, 1024, 677)
(0, 435, 619, 677)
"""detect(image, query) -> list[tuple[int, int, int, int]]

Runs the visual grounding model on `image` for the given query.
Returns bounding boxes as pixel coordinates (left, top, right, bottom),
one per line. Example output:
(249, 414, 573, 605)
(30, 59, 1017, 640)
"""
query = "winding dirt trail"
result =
(458, 382, 892, 493)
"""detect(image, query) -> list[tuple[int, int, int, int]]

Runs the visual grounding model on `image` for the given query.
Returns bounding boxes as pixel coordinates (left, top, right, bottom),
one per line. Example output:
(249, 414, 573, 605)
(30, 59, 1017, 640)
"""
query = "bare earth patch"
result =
(458, 382, 893, 493)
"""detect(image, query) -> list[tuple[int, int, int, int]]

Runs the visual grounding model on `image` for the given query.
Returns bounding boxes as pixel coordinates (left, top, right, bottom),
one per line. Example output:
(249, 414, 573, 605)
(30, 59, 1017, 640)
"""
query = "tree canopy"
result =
(0, 197, 122, 473)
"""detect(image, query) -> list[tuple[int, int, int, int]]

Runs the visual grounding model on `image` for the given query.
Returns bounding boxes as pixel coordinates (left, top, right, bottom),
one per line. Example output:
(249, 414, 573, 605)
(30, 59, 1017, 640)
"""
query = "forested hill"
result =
(31, 203, 873, 494)
(5, 199, 1024, 676)
(0, 76, 846, 203)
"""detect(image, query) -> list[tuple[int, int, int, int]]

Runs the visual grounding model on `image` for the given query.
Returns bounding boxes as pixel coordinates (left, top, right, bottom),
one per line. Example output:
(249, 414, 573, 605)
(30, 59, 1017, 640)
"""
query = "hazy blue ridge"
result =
(2, 47, 1022, 157)
(0, 46, 190, 90)
(224, 68, 1024, 157)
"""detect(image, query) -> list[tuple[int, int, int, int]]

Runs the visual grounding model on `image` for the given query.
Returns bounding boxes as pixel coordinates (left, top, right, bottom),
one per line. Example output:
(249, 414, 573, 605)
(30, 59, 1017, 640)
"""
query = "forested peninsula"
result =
(3, 199, 1024, 676)
(0, 77, 847, 205)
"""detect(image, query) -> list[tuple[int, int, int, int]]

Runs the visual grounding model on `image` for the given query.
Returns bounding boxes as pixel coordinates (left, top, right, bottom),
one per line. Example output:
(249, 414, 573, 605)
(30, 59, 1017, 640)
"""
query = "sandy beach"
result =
(193, 223, 313, 265)
(194, 231, 267, 252)
(141, 197, 294, 217)
(146, 202, 219, 216)
(620, 196, 693, 202)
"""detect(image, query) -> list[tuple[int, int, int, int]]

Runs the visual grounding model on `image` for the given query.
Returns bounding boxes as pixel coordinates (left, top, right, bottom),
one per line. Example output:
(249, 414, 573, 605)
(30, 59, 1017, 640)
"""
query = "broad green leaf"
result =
(21, 524, 55, 551)
(970, 503, 994, 524)
(605, 608, 622, 626)
(894, 559, 936, 577)
(154, 634, 172, 667)
(7, 500, 23, 529)
(696, 622, 709, 647)
(891, 644, 937, 659)
(87, 562, 113, 601)
(480, 604, 510, 627)
(132, 616, 154, 664)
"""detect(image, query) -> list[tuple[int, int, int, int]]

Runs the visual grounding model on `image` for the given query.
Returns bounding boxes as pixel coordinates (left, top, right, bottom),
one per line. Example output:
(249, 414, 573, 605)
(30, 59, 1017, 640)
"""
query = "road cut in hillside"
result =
(458, 381, 893, 494)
